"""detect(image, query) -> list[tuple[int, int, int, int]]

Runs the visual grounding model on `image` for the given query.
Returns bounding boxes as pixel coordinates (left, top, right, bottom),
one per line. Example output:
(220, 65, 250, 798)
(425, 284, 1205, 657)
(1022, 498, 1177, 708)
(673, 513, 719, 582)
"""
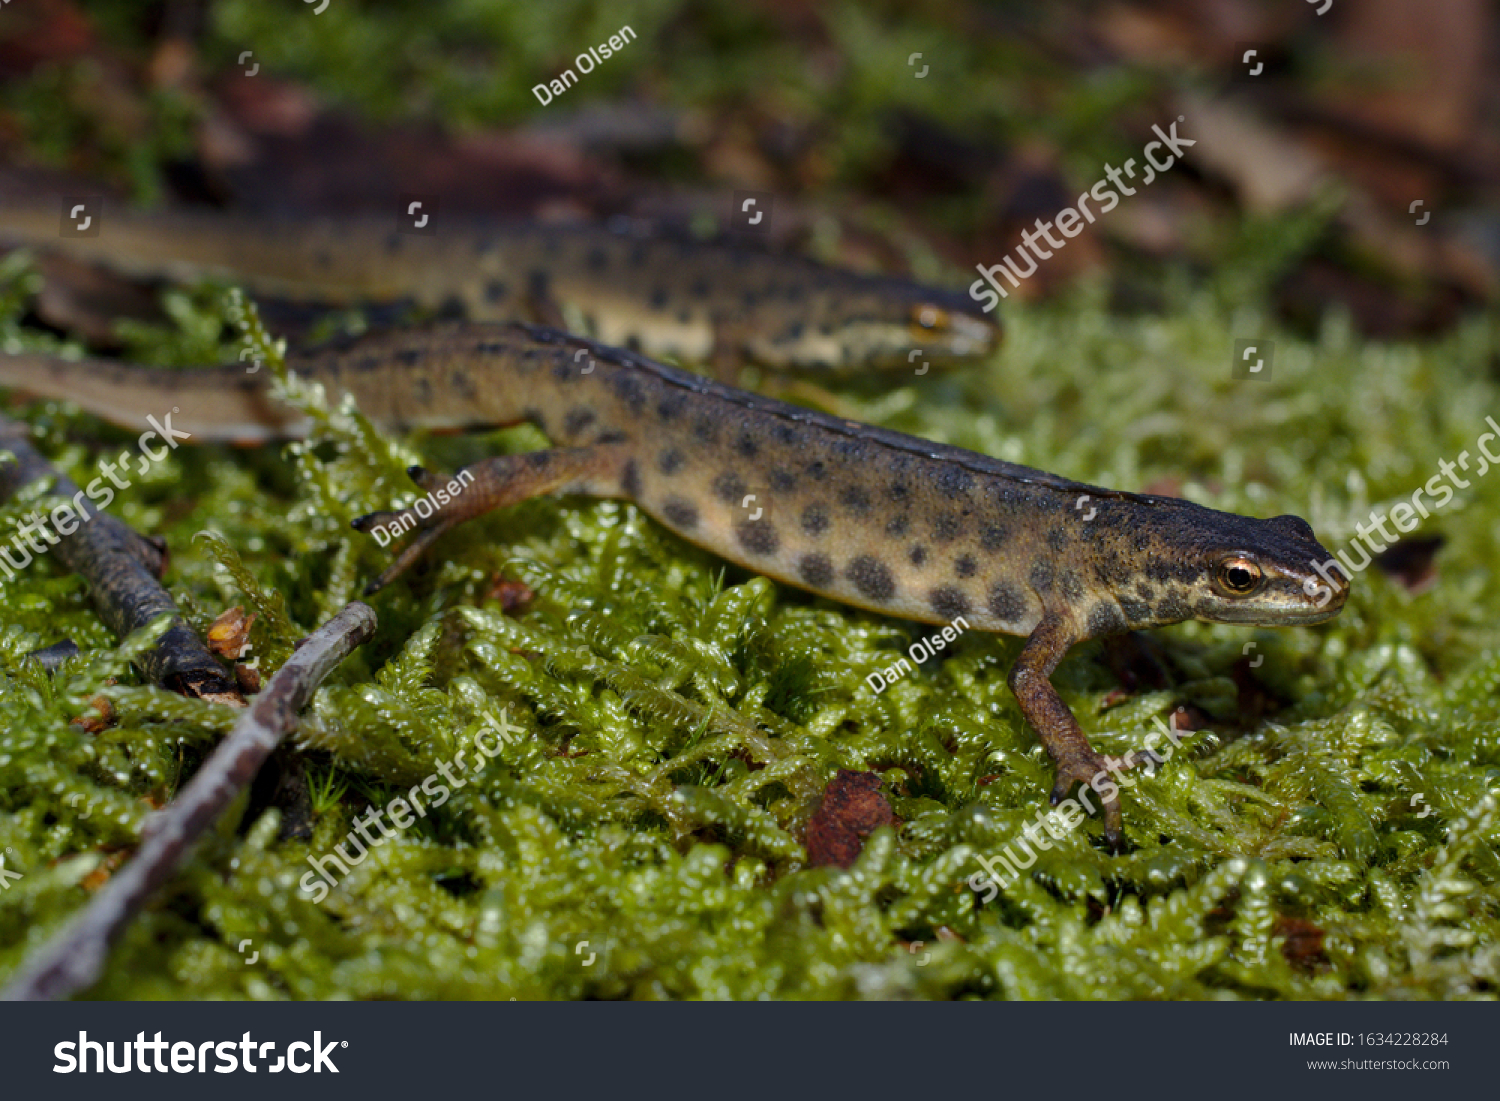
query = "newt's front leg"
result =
(1008, 615, 1128, 850)
(352, 444, 629, 593)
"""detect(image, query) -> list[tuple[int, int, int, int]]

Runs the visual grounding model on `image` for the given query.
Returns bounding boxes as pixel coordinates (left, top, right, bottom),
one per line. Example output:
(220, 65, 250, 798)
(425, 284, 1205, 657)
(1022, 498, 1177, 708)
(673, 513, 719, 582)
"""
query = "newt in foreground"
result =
(0, 324, 1349, 844)
(0, 204, 998, 374)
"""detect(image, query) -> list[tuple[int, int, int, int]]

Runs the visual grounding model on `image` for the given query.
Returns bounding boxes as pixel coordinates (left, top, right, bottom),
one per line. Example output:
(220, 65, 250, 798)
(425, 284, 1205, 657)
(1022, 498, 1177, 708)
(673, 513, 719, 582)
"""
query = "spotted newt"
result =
(0, 204, 998, 374)
(0, 324, 1348, 843)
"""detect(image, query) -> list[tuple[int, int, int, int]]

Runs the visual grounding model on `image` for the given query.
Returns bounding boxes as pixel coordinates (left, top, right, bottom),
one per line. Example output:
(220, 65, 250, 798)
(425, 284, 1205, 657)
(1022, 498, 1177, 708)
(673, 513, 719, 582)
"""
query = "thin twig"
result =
(0, 601, 378, 1002)
(0, 414, 241, 702)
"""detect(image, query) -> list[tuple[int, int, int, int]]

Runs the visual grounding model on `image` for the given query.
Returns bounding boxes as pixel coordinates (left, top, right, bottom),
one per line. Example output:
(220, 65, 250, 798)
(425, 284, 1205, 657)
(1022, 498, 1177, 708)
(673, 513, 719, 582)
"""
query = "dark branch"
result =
(0, 600, 378, 1002)
(0, 415, 241, 702)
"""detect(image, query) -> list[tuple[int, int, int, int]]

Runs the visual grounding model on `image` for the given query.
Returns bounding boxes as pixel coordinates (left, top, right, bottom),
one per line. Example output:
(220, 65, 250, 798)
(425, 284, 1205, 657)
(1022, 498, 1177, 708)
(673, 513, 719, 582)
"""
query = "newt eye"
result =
(1216, 556, 1263, 595)
(910, 304, 949, 337)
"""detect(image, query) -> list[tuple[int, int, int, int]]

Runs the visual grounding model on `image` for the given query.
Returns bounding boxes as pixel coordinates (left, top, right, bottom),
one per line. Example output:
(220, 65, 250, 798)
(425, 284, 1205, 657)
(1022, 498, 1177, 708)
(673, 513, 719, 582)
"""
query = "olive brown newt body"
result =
(0, 204, 997, 373)
(0, 324, 1349, 843)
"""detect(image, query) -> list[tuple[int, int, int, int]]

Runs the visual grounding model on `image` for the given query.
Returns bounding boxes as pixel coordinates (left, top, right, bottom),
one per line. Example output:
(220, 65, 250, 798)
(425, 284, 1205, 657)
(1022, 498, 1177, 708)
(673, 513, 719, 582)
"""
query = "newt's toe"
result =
(1050, 752, 1126, 851)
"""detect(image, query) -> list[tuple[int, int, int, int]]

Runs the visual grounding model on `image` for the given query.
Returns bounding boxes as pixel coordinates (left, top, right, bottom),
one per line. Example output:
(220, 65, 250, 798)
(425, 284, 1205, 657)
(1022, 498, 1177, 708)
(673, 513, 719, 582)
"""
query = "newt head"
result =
(1084, 500, 1350, 634)
(898, 293, 1001, 366)
(1173, 510, 1350, 627)
(749, 278, 1000, 371)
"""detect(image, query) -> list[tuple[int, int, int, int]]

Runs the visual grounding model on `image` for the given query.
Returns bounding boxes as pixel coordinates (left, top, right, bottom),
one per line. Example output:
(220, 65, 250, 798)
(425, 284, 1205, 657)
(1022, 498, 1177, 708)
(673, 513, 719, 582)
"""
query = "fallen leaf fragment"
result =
(207, 606, 257, 660)
(805, 769, 896, 869)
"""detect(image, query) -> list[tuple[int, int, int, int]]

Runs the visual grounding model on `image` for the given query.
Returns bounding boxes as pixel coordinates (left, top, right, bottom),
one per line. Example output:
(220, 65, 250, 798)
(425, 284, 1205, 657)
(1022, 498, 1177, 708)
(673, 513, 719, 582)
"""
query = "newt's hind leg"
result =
(352, 444, 628, 593)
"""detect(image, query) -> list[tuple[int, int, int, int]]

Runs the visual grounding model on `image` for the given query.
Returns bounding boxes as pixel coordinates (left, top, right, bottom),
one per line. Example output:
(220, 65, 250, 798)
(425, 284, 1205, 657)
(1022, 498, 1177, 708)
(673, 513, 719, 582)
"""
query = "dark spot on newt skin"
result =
(413, 377, 433, 403)
(832, 438, 867, 463)
(691, 277, 710, 298)
(785, 321, 805, 341)
(800, 504, 830, 537)
(888, 482, 910, 502)
(937, 467, 974, 495)
(397, 349, 421, 366)
(769, 469, 797, 492)
(385, 232, 403, 253)
(662, 498, 699, 530)
(650, 286, 669, 310)
(1157, 560, 1202, 585)
(658, 449, 684, 475)
(806, 460, 828, 481)
(656, 395, 686, 421)
(839, 486, 873, 514)
(1029, 561, 1054, 594)
(736, 519, 780, 556)
(1135, 584, 1156, 601)
(932, 515, 962, 542)
(736, 432, 759, 458)
(1119, 597, 1150, 624)
(1060, 570, 1085, 602)
(956, 555, 978, 578)
(596, 430, 628, 445)
(929, 586, 972, 620)
(439, 295, 466, 317)
(677, 309, 692, 325)
(846, 556, 896, 601)
(621, 460, 642, 498)
(609, 373, 648, 413)
(1155, 592, 1191, 622)
(988, 583, 1026, 624)
(1047, 529, 1069, 552)
(1101, 555, 1136, 585)
(527, 452, 552, 470)
(626, 335, 643, 352)
(694, 417, 718, 444)
(713, 473, 746, 504)
(357, 356, 380, 372)
(799, 553, 834, 588)
(1087, 602, 1127, 636)
(564, 407, 596, 436)
(886, 515, 910, 538)
(451, 372, 478, 400)
(909, 545, 928, 566)
(980, 525, 1009, 551)
(772, 422, 798, 445)
(486, 280, 508, 303)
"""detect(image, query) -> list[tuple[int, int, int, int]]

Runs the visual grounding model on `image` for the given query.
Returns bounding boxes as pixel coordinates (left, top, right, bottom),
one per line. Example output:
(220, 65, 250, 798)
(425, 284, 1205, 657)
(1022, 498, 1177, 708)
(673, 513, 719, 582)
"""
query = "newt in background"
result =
(0, 323, 1349, 844)
(0, 203, 998, 375)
